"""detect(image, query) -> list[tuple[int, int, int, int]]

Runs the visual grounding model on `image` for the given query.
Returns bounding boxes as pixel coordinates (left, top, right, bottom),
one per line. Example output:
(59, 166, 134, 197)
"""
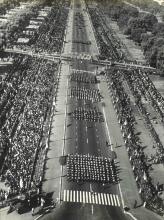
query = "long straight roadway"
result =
(41, 0, 132, 219)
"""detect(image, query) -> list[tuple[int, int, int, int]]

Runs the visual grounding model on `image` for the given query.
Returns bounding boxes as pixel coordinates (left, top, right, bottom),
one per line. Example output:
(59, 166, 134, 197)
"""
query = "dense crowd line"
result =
(5, 0, 70, 55)
(0, 54, 59, 205)
(106, 68, 164, 214)
(123, 69, 164, 163)
(66, 154, 118, 184)
(0, 0, 71, 208)
(88, 7, 122, 61)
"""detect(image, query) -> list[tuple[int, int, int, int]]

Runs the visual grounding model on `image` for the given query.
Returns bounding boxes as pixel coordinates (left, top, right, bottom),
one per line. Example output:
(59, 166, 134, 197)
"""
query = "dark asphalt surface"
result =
(42, 1, 130, 219)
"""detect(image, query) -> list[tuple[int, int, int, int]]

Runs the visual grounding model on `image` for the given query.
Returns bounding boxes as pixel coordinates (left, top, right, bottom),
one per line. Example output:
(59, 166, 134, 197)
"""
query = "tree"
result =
(139, 13, 158, 31)
(131, 27, 146, 43)
(152, 22, 164, 36)
(157, 45, 164, 73)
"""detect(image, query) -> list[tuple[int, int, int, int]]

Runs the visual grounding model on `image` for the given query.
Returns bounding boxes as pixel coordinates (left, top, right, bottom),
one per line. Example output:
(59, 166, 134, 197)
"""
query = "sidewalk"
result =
(99, 76, 164, 220)
(42, 62, 70, 202)
(42, 2, 73, 204)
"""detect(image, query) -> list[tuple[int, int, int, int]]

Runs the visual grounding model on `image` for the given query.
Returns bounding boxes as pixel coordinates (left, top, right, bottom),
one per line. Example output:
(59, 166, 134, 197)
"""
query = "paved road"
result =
(46, 1, 130, 220)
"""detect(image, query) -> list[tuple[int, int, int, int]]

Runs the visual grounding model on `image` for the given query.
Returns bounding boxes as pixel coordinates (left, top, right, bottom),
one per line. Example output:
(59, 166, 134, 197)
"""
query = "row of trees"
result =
(98, 0, 164, 73)
(127, 0, 164, 21)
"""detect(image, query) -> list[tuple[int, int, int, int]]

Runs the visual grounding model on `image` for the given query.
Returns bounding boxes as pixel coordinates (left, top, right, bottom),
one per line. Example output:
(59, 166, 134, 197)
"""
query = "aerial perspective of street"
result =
(0, 0, 164, 220)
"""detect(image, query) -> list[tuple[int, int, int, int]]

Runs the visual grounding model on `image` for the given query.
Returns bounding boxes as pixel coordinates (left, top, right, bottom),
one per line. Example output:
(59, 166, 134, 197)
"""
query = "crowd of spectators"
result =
(123, 68, 164, 163)
(5, 1, 69, 55)
(30, 4, 69, 54)
(106, 68, 164, 214)
(0, 0, 71, 210)
(87, 6, 123, 61)
(0, 54, 59, 206)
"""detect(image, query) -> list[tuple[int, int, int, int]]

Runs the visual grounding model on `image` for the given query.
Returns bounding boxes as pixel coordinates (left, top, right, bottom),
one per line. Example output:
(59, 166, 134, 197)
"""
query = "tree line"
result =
(96, 0, 164, 73)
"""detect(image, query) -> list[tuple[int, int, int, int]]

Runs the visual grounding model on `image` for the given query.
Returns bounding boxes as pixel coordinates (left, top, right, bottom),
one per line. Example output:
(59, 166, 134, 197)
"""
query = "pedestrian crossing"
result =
(63, 190, 120, 207)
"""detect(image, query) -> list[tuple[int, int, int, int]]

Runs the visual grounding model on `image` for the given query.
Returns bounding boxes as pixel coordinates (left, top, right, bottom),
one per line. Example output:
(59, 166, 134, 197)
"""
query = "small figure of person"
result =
(134, 200, 137, 208)
(32, 207, 34, 216)
(41, 197, 45, 208)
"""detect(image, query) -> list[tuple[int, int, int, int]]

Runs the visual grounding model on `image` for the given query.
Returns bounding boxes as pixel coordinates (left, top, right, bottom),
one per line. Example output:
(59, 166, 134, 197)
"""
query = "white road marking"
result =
(107, 193, 111, 205)
(88, 192, 92, 203)
(104, 193, 107, 205)
(83, 191, 86, 203)
(80, 190, 82, 203)
(98, 193, 101, 204)
(101, 193, 104, 205)
(77, 190, 79, 202)
(116, 195, 120, 207)
(95, 193, 98, 204)
(73, 190, 76, 202)
(64, 190, 66, 201)
(67, 190, 69, 202)
(86, 191, 89, 203)
(110, 194, 114, 206)
(92, 193, 95, 204)
(70, 190, 72, 202)
(63, 190, 120, 206)
(113, 194, 117, 206)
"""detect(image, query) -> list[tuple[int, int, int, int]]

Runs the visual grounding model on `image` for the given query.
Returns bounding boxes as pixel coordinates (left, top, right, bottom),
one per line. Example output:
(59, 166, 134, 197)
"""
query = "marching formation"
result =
(66, 154, 119, 184)
(71, 107, 104, 122)
(70, 71, 97, 84)
(70, 86, 102, 102)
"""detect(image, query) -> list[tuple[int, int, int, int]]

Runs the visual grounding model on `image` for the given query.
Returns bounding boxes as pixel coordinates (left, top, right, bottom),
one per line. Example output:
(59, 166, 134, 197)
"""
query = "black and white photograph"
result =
(0, 0, 164, 219)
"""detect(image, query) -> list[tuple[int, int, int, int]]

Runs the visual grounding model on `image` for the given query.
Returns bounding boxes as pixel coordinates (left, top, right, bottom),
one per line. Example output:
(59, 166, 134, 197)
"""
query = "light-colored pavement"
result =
(99, 77, 142, 209)
(42, 62, 70, 202)
(99, 75, 164, 220)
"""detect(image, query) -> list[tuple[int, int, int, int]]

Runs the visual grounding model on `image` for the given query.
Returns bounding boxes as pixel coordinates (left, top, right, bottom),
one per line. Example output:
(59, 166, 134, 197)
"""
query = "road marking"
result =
(83, 191, 86, 203)
(107, 193, 111, 205)
(104, 193, 107, 205)
(63, 190, 121, 207)
(88, 191, 92, 203)
(116, 194, 120, 206)
(77, 190, 79, 202)
(92, 193, 95, 204)
(98, 193, 101, 204)
(110, 194, 114, 206)
(67, 190, 69, 202)
(95, 193, 99, 204)
(86, 191, 89, 203)
(73, 190, 76, 202)
(113, 194, 117, 206)
(64, 189, 66, 201)
(80, 190, 82, 203)
(101, 193, 104, 205)
(70, 190, 72, 202)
